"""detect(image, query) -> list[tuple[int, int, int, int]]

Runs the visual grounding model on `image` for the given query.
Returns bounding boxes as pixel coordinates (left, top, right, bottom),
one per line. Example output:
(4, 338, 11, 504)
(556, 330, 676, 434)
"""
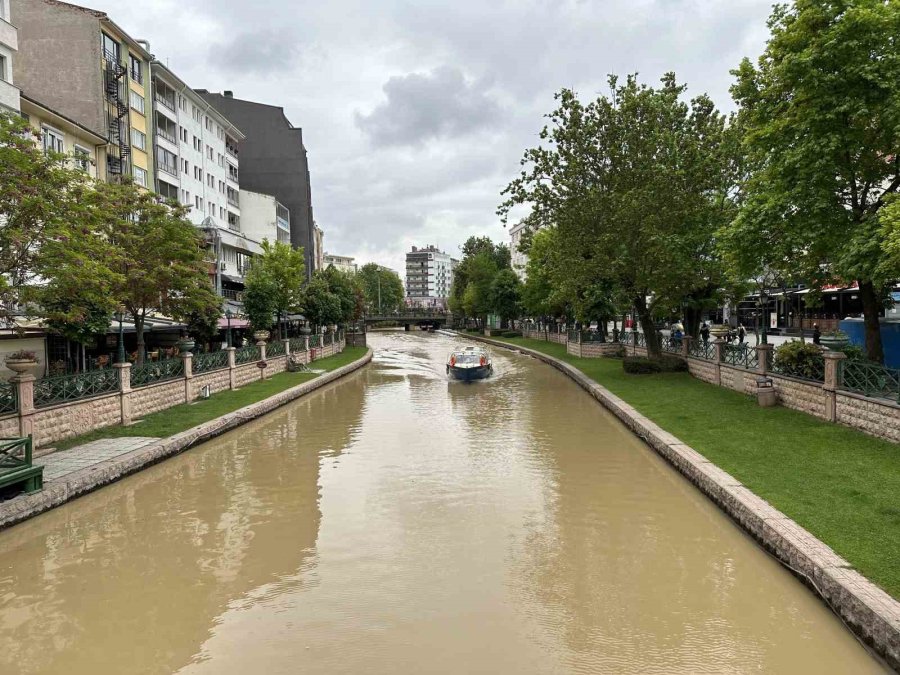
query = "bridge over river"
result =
(0, 331, 884, 674)
(364, 309, 451, 330)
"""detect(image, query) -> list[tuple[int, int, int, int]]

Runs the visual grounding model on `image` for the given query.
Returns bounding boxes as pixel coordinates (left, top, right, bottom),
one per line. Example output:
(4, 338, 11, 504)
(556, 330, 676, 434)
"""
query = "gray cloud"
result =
(209, 27, 303, 75)
(354, 66, 502, 147)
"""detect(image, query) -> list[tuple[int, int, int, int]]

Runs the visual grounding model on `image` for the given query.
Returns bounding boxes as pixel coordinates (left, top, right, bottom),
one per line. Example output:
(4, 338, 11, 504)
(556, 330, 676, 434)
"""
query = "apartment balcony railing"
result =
(221, 288, 243, 302)
(156, 126, 177, 144)
(155, 93, 175, 111)
(227, 194, 239, 207)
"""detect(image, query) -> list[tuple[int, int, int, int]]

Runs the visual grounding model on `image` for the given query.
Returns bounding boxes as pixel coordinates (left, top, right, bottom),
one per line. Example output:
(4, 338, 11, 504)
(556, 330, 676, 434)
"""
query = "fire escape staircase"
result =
(104, 53, 131, 176)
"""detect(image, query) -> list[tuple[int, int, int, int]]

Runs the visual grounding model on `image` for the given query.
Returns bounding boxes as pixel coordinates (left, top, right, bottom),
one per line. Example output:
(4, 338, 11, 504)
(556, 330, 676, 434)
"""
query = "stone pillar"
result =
(682, 335, 692, 360)
(713, 339, 725, 386)
(755, 344, 774, 375)
(257, 340, 267, 362)
(823, 351, 846, 423)
(114, 362, 132, 426)
(12, 374, 35, 440)
(283, 338, 291, 359)
(227, 347, 237, 390)
(181, 352, 193, 403)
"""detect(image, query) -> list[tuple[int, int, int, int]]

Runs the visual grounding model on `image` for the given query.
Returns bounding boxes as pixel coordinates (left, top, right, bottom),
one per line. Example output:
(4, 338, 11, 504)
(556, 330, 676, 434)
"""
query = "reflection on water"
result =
(0, 331, 885, 674)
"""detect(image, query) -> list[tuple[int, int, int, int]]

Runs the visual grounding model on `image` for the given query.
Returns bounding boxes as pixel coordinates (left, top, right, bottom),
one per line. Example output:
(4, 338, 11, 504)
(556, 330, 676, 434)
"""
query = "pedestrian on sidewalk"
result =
(700, 322, 710, 344)
(738, 324, 746, 344)
(813, 323, 821, 345)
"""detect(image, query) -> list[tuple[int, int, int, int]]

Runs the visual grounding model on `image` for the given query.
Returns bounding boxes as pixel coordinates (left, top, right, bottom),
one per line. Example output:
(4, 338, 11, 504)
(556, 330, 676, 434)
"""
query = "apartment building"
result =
(21, 93, 106, 180)
(240, 189, 291, 245)
(509, 220, 528, 281)
(0, 0, 18, 113)
(149, 61, 245, 231)
(196, 90, 319, 277)
(312, 223, 324, 272)
(12, 0, 153, 185)
(405, 245, 455, 308)
(323, 253, 357, 274)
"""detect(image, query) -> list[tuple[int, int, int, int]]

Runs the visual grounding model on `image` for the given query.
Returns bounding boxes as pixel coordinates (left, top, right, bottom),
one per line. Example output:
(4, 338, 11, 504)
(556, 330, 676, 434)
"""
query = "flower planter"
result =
(709, 325, 730, 340)
(4, 358, 36, 375)
(819, 336, 849, 352)
(177, 339, 195, 352)
(253, 330, 270, 342)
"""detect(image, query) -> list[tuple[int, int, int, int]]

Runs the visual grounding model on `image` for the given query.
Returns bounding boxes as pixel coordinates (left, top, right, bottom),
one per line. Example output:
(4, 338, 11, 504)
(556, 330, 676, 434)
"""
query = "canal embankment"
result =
(458, 332, 900, 671)
(0, 347, 372, 532)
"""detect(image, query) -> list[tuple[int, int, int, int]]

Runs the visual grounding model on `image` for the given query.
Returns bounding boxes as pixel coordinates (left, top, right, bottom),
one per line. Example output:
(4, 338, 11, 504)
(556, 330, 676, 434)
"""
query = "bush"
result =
(841, 344, 866, 362)
(773, 340, 825, 379)
(622, 355, 687, 374)
(502, 330, 522, 338)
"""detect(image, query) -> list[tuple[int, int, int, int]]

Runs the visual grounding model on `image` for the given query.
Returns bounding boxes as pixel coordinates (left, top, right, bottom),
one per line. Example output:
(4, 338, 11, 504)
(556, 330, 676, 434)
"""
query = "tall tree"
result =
(244, 240, 305, 338)
(725, 0, 900, 362)
(357, 263, 404, 314)
(500, 75, 735, 356)
(489, 268, 522, 328)
(92, 181, 221, 364)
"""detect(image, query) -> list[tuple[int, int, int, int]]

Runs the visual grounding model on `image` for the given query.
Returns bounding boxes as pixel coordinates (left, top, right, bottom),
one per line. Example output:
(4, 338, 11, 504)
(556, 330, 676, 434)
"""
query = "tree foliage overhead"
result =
(722, 0, 900, 362)
(302, 266, 364, 328)
(499, 74, 737, 355)
(243, 240, 305, 336)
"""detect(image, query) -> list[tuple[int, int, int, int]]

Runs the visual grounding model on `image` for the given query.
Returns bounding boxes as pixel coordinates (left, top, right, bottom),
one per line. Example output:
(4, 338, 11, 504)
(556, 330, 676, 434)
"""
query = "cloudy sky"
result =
(91, 0, 775, 277)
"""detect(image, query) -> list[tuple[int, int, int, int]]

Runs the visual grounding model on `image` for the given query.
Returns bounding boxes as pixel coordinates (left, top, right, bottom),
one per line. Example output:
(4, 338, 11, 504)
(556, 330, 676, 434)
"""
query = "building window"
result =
(219, 206, 225, 220)
(101, 33, 120, 61)
(207, 146, 213, 160)
(41, 126, 64, 154)
(195, 196, 203, 210)
(73, 145, 91, 172)
(130, 91, 145, 115)
(156, 146, 177, 176)
(182, 159, 189, 174)
(158, 180, 178, 201)
(0, 54, 7, 83)
(208, 174, 214, 188)
(130, 128, 146, 151)
(132, 165, 148, 187)
(129, 54, 142, 83)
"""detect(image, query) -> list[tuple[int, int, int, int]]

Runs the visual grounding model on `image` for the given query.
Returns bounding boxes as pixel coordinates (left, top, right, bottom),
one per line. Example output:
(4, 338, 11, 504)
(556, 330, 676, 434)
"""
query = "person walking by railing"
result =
(812, 323, 821, 346)
(738, 324, 746, 344)
(700, 322, 710, 345)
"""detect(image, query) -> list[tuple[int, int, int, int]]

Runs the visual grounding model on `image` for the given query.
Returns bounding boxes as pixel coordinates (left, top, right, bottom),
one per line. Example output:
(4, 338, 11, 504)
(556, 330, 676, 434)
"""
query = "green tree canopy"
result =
(244, 240, 305, 337)
(500, 75, 736, 356)
(357, 263, 404, 314)
(489, 268, 522, 326)
(723, 0, 900, 361)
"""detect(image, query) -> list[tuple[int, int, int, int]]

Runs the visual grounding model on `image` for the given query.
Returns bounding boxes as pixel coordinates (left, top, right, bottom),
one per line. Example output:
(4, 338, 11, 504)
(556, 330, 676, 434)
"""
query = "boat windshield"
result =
(453, 353, 482, 365)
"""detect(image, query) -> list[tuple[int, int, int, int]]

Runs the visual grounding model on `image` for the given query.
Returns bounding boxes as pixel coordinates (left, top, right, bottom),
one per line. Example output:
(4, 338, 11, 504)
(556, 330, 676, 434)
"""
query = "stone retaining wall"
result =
(835, 392, 900, 443)
(462, 332, 900, 670)
(10, 338, 346, 448)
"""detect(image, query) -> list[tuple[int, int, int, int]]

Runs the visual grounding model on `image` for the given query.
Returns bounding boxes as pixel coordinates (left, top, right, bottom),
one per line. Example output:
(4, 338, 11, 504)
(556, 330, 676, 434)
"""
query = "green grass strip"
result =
(53, 347, 368, 452)
(490, 336, 900, 600)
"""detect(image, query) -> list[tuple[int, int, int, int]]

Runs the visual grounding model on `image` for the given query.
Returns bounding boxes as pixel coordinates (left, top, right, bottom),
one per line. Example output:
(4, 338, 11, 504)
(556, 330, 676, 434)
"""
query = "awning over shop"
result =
(217, 317, 250, 328)
(221, 274, 244, 284)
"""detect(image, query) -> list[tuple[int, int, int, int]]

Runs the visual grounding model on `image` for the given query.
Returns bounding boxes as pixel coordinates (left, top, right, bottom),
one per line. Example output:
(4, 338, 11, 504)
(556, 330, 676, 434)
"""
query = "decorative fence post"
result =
(682, 335, 692, 360)
(12, 373, 35, 439)
(822, 351, 846, 422)
(181, 352, 193, 403)
(283, 338, 291, 360)
(304, 336, 310, 360)
(755, 344, 774, 375)
(114, 362, 132, 425)
(256, 338, 267, 380)
(227, 347, 237, 390)
(713, 340, 725, 386)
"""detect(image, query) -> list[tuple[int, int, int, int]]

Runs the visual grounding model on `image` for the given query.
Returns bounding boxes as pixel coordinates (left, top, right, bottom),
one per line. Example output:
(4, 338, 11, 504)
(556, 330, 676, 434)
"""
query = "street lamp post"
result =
(225, 309, 233, 348)
(116, 306, 126, 364)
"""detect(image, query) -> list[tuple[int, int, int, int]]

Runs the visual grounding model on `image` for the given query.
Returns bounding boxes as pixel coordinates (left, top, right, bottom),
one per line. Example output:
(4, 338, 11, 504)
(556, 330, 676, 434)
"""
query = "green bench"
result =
(0, 437, 43, 495)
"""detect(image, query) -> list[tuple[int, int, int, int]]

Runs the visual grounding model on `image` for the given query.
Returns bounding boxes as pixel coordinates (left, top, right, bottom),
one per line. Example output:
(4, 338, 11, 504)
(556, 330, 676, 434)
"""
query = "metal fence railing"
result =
(234, 345, 260, 364)
(308, 335, 321, 349)
(289, 337, 306, 352)
(772, 356, 825, 383)
(130, 358, 185, 388)
(840, 360, 900, 403)
(193, 350, 229, 373)
(661, 336, 681, 354)
(267, 341, 286, 357)
(580, 331, 606, 343)
(34, 369, 120, 408)
(689, 340, 715, 360)
(0, 383, 17, 415)
(723, 344, 758, 370)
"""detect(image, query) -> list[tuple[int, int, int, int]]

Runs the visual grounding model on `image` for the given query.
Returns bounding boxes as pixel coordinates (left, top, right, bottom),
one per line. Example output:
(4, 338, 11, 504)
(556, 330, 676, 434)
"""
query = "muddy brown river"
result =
(0, 331, 886, 673)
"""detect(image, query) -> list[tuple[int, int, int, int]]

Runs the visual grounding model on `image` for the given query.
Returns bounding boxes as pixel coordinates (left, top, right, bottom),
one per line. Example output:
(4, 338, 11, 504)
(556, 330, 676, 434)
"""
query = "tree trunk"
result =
(635, 296, 660, 358)
(135, 313, 145, 366)
(858, 280, 884, 363)
(684, 305, 702, 339)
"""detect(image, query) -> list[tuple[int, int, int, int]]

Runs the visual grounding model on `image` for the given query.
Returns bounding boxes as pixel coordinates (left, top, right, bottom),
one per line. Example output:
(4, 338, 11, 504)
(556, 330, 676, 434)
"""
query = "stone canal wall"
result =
(0, 347, 373, 532)
(464, 332, 900, 671)
(10, 337, 347, 448)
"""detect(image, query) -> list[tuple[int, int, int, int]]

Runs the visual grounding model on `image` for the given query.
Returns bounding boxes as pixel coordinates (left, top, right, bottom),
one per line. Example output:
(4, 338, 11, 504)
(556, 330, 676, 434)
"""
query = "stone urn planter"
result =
(176, 337, 196, 352)
(4, 351, 37, 375)
(709, 325, 730, 340)
(819, 333, 850, 351)
(253, 330, 270, 342)
(299, 326, 312, 336)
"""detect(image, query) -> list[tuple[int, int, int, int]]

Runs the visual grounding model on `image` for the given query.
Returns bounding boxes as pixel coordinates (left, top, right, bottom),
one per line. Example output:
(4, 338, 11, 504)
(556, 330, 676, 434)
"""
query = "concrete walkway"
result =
(35, 438, 159, 482)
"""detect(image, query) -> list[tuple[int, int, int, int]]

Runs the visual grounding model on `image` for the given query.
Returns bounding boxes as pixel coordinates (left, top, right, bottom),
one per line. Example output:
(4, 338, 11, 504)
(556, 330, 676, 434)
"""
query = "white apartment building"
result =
(241, 189, 291, 245)
(405, 245, 455, 308)
(324, 253, 357, 274)
(509, 220, 529, 281)
(0, 0, 20, 112)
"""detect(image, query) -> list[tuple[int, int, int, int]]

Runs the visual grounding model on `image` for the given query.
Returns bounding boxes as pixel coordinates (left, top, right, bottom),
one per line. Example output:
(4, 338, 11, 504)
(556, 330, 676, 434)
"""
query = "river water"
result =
(0, 331, 885, 674)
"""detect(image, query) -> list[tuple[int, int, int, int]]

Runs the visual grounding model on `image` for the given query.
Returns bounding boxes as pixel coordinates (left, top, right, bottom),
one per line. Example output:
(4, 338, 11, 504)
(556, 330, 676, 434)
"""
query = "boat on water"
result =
(447, 346, 493, 381)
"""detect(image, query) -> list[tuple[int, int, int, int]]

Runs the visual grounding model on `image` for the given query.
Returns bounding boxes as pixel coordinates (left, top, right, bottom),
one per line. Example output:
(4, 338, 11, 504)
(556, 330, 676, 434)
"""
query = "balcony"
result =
(221, 288, 243, 302)
(156, 125, 176, 145)
(0, 78, 19, 113)
(155, 92, 175, 111)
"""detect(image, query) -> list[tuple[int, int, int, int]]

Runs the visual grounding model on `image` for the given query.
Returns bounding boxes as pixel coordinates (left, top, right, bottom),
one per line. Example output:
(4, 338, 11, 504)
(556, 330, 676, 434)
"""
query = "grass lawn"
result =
(489, 336, 900, 600)
(52, 347, 368, 452)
